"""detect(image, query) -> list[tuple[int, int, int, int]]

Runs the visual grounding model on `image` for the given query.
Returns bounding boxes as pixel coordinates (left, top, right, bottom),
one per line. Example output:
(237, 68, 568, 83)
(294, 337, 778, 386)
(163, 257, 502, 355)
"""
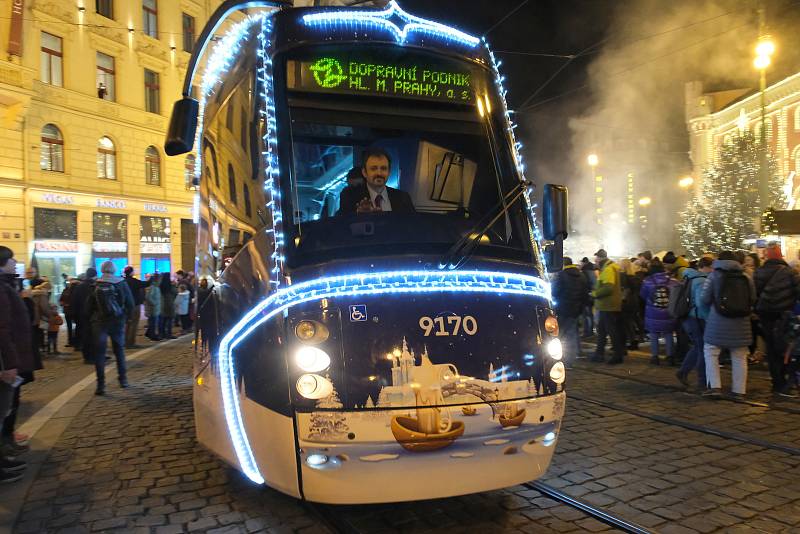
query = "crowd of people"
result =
(0, 245, 209, 484)
(552, 243, 800, 399)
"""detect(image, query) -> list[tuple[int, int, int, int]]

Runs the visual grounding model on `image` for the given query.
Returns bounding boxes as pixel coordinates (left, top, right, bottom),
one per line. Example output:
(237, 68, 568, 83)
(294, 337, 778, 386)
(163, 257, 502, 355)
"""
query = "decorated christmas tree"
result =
(678, 130, 783, 257)
(307, 381, 349, 440)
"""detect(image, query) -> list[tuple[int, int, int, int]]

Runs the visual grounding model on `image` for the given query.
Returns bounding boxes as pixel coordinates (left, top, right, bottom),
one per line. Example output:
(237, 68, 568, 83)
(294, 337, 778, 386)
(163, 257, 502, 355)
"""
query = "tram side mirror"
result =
(165, 97, 199, 156)
(542, 184, 569, 273)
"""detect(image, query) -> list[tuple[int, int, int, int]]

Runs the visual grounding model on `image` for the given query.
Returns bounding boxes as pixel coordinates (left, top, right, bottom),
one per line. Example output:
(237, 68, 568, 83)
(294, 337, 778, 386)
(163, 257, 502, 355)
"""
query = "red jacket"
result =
(0, 274, 34, 372)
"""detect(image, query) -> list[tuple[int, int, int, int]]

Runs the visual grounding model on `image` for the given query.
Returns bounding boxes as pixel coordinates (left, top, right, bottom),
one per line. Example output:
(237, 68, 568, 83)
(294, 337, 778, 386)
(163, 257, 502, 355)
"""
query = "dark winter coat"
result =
(754, 259, 800, 315)
(124, 274, 147, 306)
(0, 273, 34, 373)
(552, 265, 589, 318)
(581, 263, 596, 290)
(70, 277, 96, 320)
(701, 259, 755, 348)
(640, 271, 679, 333)
(86, 274, 134, 324)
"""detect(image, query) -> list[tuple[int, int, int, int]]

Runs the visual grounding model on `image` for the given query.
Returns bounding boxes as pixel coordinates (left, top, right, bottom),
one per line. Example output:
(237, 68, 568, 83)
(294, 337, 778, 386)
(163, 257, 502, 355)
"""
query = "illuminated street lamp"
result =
(754, 14, 775, 209)
(587, 153, 599, 167)
(638, 196, 652, 207)
(678, 176, 694, 189)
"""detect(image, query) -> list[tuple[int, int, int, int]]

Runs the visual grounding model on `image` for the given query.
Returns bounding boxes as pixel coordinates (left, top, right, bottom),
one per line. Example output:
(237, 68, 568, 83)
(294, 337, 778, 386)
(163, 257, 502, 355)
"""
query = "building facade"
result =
(686, 74, 800, 199)
(0, 0, 226, 298)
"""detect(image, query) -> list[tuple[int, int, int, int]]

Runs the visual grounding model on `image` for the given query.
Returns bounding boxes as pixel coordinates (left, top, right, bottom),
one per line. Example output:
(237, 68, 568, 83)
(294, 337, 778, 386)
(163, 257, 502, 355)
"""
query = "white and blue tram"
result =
(166, 0, 570, 504)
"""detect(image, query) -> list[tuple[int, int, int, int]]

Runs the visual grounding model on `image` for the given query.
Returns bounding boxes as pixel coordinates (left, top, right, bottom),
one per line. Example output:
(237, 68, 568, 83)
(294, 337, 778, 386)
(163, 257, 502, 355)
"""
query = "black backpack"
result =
(668, 278, 692, 319)
(713, 270, 751, 318)
(94, 282, 123, 321)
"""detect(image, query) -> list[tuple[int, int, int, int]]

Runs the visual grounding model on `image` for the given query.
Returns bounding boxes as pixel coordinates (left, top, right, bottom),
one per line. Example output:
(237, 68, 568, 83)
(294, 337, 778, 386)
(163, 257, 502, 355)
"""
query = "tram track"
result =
(523, 481, 653, 534)
(569, 393, 800, 456)
(572, 363, 800, 415)
(303, 482, 654, 534)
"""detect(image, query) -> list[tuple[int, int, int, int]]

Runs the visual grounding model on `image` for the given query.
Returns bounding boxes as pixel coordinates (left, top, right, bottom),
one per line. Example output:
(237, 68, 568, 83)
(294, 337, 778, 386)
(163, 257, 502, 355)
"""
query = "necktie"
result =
(374, 194, 383, 209)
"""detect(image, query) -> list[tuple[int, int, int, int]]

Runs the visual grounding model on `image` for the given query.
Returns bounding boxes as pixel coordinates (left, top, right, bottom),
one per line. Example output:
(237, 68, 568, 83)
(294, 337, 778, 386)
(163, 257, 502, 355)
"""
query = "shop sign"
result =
(92, 242, 128, 253)
(8, 0, 24, 57)
(141, 242, 171, 254)
(35, 241, 78, 252)
(42, 193, 75, 205)
(144, 203, 168, 213)
(96, 199, 127, 209)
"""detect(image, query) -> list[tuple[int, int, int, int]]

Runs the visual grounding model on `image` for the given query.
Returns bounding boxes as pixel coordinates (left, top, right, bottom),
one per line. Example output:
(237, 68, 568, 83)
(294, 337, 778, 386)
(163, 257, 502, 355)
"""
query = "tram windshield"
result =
(283, 46, 535, 268)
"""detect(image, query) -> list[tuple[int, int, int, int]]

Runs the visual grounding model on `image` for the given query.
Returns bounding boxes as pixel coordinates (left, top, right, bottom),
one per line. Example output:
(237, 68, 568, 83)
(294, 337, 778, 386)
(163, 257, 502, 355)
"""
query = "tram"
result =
(166, 0, 569, 504)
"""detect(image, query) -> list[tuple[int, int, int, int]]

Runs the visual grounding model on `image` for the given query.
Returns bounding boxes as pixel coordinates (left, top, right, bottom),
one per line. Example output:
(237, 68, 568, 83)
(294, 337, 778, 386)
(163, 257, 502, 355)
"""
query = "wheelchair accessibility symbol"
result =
(349, 305, 368, 322)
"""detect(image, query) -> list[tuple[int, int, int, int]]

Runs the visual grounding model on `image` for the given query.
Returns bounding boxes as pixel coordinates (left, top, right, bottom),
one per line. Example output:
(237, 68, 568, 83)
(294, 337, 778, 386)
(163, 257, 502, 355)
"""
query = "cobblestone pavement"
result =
(9, 340, 800, 533)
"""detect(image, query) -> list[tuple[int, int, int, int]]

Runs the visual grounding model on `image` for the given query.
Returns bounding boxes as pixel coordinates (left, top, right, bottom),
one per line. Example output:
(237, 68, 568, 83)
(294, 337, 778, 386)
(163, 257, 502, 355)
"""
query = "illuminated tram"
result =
(166, 0, 570, 504)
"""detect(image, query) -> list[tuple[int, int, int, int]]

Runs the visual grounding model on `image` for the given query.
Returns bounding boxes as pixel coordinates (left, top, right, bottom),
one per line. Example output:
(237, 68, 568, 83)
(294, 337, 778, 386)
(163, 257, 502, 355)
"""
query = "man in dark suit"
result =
(337, 147, 415, 215)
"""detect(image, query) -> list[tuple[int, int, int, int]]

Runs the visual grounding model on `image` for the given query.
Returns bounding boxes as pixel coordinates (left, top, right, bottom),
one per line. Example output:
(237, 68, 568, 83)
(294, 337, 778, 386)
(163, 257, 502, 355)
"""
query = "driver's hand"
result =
(0, 368, 18, 384)
(356, 197, 378, 213)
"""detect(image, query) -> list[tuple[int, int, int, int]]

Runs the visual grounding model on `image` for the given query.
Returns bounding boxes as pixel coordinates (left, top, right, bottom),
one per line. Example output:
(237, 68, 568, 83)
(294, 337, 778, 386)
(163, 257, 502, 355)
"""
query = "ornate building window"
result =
(40, 33, 63, 87)
(145, 146, 161, 186)
(143, 0, 158, 39)
(96, 0, 113, 19)
(40, 124, 64, 172)
(96, 52, 115, 101)
(184, 154, 197, 190)
(182, 13, 195, 52)
(97, 136, 116, 180)
(243, 183, 251, 217)
(144, 69, 160, 113)
(794, 107, 800, 131)
(228, 164, 237, 205)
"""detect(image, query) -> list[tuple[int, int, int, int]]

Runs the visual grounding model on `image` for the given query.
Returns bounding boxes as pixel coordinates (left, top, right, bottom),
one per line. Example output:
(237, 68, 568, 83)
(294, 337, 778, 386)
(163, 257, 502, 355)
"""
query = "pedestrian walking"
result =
(86, 261, 134, 395)
(620, 259, 643, 350)
(60, 278, 78, 347)
(754, 242, 800, 397)
(159, 275, 176, 339)
(675, 257, 712, 388)
(46, 304, 63, 354)
(590, 249, 626, 364)
(145, 273, 162, 341)
(700, 251, 755, 398)
(640, 261, 679, 365)
(123, 266, 147, 348)
(174, 284, 192, 334)
(71, 268, 98, 363)
(0, 246, 34, 482)
(552, 257, 589, 366)
(579, 257, 596, 337)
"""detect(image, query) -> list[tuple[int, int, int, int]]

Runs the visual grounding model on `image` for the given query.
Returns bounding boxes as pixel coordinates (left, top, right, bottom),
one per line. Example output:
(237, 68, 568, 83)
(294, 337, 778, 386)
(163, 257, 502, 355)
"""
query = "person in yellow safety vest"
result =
(590, 249, 626, 364)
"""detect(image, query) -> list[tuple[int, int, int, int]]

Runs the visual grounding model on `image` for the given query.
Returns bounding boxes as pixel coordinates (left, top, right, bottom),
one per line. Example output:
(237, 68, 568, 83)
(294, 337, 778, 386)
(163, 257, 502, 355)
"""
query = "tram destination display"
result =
(287, 51, 475, 104)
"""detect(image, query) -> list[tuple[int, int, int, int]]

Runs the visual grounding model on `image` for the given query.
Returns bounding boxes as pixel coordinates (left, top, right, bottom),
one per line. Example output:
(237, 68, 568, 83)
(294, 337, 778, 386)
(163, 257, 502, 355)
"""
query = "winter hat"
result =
(662, 251, 677, 264)
(765, 243, 783, 260)
(594, 249, 608, 259)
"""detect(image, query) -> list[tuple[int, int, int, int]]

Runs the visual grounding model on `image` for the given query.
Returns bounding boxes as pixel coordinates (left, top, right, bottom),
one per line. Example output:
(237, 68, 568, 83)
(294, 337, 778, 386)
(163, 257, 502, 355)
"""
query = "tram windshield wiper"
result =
(439, 180, 531, 271)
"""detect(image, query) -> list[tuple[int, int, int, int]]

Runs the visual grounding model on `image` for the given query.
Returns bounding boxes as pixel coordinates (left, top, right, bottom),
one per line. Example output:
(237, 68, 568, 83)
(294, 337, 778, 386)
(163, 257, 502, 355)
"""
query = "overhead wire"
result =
(482, 0, 530, 38)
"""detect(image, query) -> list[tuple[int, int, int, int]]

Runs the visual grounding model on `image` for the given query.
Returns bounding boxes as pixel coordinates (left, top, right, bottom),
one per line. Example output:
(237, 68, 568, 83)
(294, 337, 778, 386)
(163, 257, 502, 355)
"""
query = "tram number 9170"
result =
(418, 315, 478, 337)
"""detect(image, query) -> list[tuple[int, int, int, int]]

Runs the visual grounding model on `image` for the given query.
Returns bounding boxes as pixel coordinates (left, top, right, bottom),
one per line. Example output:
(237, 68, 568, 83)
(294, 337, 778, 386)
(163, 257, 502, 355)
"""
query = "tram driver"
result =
(337, 147, 415, 215)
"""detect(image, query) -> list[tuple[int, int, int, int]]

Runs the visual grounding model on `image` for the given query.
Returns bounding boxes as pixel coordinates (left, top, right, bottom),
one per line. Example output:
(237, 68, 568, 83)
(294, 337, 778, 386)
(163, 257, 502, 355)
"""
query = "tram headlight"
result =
(549, 361, 566, 384)
(296, 373, 333, 399)
(546, 338, 563, 360)
(295, 346, 331, 373)
(543, 431, 557, 446)
(306, 453, 329, 466)
(294, 320, 329, 344)
(544, 315, 559, 336)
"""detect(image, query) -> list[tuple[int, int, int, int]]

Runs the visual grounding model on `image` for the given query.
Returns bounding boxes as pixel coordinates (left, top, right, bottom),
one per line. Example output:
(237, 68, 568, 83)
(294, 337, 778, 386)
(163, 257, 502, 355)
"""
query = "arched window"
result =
(243, 183, 251, 217)
(203, 138, 219, 187)
(184, 154, 196, 190)
(40, 124, 64, 172)
(97, 136, 116, 179)
(145, 146, 161, 186)
(228, 164, 237, 205)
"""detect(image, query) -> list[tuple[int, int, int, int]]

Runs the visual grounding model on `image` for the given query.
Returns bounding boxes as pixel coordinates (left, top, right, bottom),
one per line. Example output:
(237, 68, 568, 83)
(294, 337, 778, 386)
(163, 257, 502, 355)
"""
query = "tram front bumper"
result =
(295, 391, 565, 504)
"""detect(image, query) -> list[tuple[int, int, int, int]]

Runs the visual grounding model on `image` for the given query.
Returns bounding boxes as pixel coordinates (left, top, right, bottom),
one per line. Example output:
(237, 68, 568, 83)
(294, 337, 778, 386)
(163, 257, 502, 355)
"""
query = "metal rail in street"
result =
(524, 481, 654, 534)
(570, 394, 800, 456)
(572, 364, 800, 415)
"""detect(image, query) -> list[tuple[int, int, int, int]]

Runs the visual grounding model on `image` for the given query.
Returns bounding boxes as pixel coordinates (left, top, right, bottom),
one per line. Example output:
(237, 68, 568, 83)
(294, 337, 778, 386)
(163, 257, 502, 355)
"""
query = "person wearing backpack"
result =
(700, 251, 756, 398)
(85, 261, 134, 396)
(640, 261, 679, 365)
(675, 257, 713, 388)
(754, 243, 800, 397)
